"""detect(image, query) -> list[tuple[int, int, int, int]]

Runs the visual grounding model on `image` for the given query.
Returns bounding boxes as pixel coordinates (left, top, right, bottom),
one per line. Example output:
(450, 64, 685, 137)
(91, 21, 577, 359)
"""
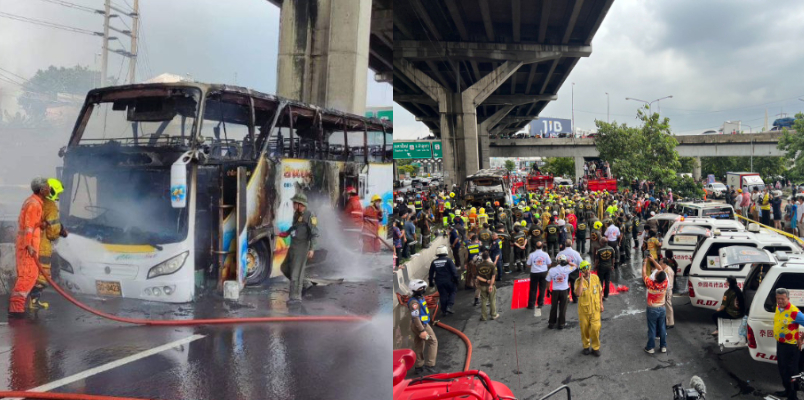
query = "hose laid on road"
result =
(434, 321, 473, 372)
(397, 293, 473, 372)
(33, 259, 370, 326)
(0, 391, 154, 400)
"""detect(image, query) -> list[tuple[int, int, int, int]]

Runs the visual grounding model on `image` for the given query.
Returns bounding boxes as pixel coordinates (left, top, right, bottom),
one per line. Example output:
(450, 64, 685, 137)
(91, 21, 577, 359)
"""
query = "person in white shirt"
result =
(526, 241, 551, 316)
(604, 221, 621, 268)
(546, 254, 577, 329)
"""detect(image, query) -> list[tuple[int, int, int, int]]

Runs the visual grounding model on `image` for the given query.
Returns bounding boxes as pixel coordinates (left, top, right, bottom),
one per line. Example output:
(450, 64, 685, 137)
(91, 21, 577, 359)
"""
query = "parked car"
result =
(719, 247, 804, 363)
(704, 182, 728, 199)
(688, 225, 802, 311)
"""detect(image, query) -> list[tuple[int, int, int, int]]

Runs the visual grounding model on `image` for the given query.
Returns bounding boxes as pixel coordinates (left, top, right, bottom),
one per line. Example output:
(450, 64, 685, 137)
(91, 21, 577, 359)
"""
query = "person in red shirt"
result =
(8, 177, 50, 318)
(643, 256, 668, 354)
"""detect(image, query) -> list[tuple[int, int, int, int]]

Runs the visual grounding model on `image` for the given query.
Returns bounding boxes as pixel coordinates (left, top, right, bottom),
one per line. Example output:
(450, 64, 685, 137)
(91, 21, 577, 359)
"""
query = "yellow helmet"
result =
(593, 221, 602, 230)
(470, 207, 477, 214)
(521, 220, 527, 227)
(524, 206, 530, 212)
(479, 208, 485, 214)
(371, 194, 382, 202)
(450, 192, 456, 198)
(46, 178, 64, 201)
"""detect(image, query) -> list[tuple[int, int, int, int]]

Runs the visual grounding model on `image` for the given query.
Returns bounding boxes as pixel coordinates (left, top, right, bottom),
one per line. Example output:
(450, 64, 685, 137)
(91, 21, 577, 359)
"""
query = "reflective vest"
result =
(414, 200, 422, 210)
(445, 201, 452, 210)
(478, 214, 488, 226)
(443, 216, 449, 227)
(408, 297, 431, 325)
(761, 193, 771, 211)
(774, 303, 801, 345)
(467, 243, 481, 256)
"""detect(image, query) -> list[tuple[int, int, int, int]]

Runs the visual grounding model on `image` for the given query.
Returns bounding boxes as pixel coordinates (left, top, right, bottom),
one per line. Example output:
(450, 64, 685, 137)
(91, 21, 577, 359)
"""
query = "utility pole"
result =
(101, 0, 111, 87)
(127, 0, 139, 84)
(571, 82, 575, 138)
(605, 92, 609, 123)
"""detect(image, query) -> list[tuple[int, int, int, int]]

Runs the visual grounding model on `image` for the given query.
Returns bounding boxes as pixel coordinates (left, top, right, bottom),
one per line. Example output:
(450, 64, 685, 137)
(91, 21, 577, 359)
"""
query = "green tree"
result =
(18, 65, 100, 122)
(542, 157, 575, 179)
(595, 107, 680, 187)
(777, 113, 804, 181)
(504, 159, 516, 172)
(678, 157, 697, 173)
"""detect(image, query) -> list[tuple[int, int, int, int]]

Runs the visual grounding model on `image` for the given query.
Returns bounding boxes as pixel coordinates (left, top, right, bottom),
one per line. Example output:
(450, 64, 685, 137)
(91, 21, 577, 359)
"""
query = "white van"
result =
(688, 229, 802, 310)
(663, 218, 746, 276)
(675, 201, 736, 220)
(719, 247, 804, 363)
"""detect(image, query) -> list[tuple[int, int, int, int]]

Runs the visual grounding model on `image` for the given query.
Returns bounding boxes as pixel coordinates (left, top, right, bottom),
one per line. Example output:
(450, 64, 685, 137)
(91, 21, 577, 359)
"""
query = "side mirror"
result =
(170, 151, 193, 208)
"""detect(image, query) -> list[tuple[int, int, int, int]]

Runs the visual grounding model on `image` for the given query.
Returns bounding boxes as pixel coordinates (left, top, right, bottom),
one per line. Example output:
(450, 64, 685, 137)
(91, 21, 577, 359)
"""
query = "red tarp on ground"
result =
(510, 272, 627, 310)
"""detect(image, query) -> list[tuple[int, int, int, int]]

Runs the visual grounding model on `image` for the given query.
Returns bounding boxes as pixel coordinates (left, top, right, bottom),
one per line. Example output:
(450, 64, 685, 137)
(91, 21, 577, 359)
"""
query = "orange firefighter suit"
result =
(363, 204, 383, 253)
(345, 195, 364, 228)
(9, 194, 43, 314)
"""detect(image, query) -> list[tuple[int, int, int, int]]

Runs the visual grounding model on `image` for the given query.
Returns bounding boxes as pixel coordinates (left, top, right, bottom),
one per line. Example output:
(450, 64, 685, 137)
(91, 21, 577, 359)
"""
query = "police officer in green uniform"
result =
(279, 193, 319, 303)
(478, 223, 493, 250)
(497, 207, 512, 234)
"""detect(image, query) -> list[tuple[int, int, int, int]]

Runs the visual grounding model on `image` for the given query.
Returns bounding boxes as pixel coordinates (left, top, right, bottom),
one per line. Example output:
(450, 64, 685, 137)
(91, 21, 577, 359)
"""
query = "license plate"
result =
(96, 280, 122, 297)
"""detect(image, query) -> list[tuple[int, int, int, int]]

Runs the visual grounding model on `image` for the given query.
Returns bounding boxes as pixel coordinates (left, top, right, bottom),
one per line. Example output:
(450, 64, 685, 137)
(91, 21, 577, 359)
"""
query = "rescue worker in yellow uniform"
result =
(575, 260, 604, 356)
(408, 279, 437, 375)
(30, 178, 68, 310)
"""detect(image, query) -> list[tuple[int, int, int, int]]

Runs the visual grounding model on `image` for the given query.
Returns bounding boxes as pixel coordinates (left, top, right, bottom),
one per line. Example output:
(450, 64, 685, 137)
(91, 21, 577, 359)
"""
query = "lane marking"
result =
(11, 334, 205, 398)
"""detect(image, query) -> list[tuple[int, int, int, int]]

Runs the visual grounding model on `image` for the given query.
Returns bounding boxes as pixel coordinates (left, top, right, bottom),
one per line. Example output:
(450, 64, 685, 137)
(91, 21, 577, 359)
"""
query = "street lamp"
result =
(625, 95, 673, 114)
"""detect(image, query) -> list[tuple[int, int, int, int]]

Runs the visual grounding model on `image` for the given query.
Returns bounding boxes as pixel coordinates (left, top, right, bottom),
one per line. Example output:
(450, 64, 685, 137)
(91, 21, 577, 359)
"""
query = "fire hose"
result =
(0, 259, 374, 400)
(397, 293, 473, 372)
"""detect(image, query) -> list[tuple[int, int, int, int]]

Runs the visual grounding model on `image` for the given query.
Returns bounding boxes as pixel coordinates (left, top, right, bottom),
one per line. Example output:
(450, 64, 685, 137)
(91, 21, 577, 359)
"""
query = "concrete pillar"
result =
(693, 156, 702, 181)
(478, 105, 515, 170)
(277, 0, 371, 114)
(574, 156, 585, 182)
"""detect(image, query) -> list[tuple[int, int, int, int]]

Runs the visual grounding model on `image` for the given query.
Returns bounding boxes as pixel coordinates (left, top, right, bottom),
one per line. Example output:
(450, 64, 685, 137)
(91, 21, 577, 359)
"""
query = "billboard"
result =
(365, 106, 392, 122)
(530, 117, 572, 138)
(393, 142, 432, 159)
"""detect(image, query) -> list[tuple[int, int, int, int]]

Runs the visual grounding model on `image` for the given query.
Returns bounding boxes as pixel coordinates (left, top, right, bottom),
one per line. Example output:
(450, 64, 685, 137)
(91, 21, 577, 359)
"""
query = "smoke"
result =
(307, 198, 392, 281)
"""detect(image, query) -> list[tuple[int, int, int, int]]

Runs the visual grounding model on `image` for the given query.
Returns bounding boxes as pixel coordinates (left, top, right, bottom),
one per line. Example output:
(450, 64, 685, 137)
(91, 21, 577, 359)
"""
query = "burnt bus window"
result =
(200, 95, 251, 159)
(80, 90, 199, 146)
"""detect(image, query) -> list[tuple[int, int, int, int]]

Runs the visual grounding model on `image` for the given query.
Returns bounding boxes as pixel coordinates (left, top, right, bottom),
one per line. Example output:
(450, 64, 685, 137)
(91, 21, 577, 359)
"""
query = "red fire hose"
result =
(33, 259, 368, 326)
(397, 293, 473, 372)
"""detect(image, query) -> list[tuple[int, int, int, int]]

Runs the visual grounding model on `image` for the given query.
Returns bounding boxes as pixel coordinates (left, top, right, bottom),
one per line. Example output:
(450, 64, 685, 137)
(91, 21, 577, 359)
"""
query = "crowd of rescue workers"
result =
(392, 166, 804, 400)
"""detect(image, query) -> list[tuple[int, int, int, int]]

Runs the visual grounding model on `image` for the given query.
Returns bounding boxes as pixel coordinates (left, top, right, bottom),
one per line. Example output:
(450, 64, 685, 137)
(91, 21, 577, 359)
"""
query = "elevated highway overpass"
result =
(489, 131, 788, 180)
(393, 0, 616, 186)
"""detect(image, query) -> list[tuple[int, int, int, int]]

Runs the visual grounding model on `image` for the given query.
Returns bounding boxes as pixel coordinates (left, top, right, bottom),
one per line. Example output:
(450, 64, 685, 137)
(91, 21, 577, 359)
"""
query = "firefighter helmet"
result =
(593, 221, 602, 230)
(46, 178, 64, 201)
(435, 245, 449, 257)
(410, 279, 428, 293)
(371, 194, 382, 202)
(579, 260, 591, 271)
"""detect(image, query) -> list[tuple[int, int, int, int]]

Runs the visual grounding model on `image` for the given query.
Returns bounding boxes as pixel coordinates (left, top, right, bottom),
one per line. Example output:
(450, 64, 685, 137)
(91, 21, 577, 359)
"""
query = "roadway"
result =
(0, 252, 392, 399)
(395, 245, 786, 399)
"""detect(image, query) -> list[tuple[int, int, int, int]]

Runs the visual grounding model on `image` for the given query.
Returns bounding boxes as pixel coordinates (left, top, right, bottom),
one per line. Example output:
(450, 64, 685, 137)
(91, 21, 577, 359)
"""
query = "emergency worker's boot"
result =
(28, 296, 49, 310)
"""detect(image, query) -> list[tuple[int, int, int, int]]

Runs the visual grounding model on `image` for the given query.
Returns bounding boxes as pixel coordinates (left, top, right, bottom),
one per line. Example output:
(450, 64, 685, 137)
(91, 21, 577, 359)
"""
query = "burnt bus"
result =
(55, 82, 392, 303)
(462, 169, 515, 208)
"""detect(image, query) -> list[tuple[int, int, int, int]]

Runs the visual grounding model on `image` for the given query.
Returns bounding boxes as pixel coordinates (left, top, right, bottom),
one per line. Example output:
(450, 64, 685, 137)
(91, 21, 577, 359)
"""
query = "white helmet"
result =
(435, 245, 449, 257)
(472, 255, 483, 265)
(556, 254, 568, 263)
(410, 279, 428, 292)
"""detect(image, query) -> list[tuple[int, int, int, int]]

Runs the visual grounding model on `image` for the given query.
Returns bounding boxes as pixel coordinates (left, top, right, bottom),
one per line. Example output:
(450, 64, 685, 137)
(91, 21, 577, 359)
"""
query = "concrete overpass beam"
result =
(277, 0, 372, 114)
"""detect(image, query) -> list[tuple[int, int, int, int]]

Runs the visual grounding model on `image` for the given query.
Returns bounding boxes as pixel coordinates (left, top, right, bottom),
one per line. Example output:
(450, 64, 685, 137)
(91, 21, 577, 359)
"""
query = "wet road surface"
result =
(0, 253, 392, 400)
(394, 239, 788, 399)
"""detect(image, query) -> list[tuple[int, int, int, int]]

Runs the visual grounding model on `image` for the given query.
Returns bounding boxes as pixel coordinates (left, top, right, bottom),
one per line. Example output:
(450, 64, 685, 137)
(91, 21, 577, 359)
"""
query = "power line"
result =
(0, 11, 102, 36)
(32, 0, 101, 14)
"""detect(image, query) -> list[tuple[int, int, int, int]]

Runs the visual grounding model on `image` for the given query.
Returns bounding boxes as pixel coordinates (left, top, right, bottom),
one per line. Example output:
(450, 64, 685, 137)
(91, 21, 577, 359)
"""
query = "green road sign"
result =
(393, 142, 432, 159)
(432, 141, 442, 158)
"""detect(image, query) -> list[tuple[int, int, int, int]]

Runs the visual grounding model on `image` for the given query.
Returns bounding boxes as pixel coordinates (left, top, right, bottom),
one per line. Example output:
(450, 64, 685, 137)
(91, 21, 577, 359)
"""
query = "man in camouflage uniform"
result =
(279, 193, 319, 303)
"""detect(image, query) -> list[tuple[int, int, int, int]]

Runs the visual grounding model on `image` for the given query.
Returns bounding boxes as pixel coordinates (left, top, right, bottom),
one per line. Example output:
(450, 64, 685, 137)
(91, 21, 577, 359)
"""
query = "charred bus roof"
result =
(466, 169, 510, 180)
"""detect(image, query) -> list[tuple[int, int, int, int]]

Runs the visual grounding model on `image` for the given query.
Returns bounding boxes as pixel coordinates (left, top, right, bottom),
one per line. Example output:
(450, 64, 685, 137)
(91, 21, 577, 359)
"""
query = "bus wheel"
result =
(245, 240, 271, 286)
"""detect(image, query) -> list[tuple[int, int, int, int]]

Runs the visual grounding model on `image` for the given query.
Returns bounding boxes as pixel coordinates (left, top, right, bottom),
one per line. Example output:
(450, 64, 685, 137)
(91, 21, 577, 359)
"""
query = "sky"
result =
(0, 0, 392, 184)
(393, 0, 804, 140)
(0, 0, 392, 109)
